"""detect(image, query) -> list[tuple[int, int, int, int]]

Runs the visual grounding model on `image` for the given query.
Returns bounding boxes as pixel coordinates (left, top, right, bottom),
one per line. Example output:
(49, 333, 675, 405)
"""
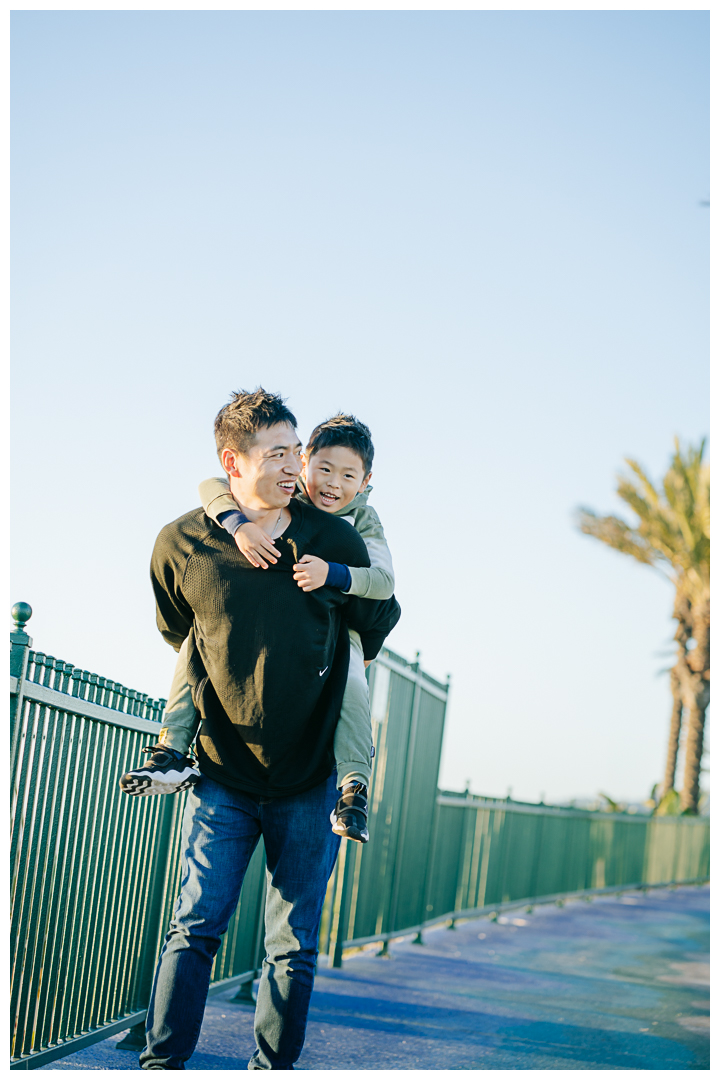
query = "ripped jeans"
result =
(140, 772, 341, 1070)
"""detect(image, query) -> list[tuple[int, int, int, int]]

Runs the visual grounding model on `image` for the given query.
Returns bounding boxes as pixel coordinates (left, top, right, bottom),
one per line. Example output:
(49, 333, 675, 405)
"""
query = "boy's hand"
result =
(235, 523, 281, 569)
(293, 555, 329, 592)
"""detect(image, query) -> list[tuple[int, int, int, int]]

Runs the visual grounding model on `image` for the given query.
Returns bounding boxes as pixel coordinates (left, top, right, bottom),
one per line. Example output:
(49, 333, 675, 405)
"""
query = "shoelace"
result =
(341, 782, 367, 796)
(141, 744, 193, 763)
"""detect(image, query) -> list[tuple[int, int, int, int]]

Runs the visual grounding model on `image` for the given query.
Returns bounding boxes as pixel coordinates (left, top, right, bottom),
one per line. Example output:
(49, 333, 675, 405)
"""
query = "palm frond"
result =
(579, 438, 709, 598)
(576, 509, 659, 566)
(623, 458, 661, 508)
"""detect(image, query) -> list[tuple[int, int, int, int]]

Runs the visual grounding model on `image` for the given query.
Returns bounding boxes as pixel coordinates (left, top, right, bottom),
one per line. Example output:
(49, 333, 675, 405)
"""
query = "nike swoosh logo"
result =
(319, 666, 329, 677)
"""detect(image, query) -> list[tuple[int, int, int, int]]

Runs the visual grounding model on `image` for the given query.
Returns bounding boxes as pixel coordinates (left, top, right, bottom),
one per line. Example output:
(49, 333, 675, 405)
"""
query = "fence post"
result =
(230, 880, 267, 1005)
(10, 603, 33, 772)
(414, 789, 441, 945)
(131, 799, 182, 1012)
(329, 840, 357, 968)
(413, 671, 450, 945)
(380, 652, 423, 951)
(115, 793, 187, 1050)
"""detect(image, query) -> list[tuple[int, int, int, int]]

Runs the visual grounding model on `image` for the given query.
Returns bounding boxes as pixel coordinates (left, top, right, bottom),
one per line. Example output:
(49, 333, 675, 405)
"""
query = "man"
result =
(140, 388, 400, 1070)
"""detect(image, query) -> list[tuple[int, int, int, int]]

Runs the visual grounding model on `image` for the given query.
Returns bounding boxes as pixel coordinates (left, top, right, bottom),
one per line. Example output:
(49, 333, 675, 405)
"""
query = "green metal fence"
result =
(10, 604, 709, 1069)
(319, 651, 449, 962)
(10, 606, 268, 1069)
(421, 793, 710, 931)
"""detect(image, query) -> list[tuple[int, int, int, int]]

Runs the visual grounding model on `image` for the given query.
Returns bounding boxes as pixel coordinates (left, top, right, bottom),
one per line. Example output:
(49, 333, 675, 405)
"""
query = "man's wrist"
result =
(217, 509, 250, 536)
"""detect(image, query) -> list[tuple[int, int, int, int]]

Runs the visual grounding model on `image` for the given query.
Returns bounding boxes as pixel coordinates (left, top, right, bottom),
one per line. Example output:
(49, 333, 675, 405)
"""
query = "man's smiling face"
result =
(223, 422, 302, 510)
(304, 445, 370, 513)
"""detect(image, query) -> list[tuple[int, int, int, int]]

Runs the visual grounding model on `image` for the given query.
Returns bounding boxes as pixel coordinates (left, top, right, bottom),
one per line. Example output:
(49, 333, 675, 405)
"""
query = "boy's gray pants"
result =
(160, 631, 373, 790)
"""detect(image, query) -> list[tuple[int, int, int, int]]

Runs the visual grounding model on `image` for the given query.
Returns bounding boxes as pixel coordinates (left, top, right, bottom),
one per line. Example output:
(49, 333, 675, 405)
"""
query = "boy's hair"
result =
(214, 388, 298, 459)
(306, 414, 374, 476)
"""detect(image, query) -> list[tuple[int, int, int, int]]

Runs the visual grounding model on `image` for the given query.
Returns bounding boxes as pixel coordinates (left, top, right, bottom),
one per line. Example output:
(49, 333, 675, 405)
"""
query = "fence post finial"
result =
(10, 603, 33, 771)
(11, 602, 32, 636)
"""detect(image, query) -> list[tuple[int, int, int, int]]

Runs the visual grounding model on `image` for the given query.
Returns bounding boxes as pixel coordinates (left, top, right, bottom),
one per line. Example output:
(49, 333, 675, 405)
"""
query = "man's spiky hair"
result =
(214, 387, 298, 459)
(306, 413, 374, 476)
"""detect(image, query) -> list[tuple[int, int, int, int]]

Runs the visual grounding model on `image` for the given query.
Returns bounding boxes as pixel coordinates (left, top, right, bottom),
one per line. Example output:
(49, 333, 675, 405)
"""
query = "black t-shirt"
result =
(151, 498, 400, 797)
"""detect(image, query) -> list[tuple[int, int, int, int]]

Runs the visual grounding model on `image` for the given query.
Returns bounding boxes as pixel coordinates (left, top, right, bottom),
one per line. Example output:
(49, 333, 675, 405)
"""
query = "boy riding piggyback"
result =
(121, 414, 395, 845)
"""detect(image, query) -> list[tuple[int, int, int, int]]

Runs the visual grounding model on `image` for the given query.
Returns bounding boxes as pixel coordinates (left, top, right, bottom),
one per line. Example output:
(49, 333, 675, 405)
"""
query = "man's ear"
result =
(358, 471, 372, 493)
(221, 448, 243, 477)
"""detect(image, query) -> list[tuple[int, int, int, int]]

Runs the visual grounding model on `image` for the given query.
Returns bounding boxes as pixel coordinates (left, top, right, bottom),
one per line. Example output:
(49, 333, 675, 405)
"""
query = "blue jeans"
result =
(139, 772, 341, 1070)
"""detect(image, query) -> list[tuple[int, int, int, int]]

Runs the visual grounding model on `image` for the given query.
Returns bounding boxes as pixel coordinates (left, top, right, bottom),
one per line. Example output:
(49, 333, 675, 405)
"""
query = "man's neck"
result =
(228, 479, 290, 531)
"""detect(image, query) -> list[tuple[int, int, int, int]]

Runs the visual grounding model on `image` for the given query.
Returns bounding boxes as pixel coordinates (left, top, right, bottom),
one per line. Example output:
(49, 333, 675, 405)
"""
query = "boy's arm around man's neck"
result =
(344, 503, 395, 600)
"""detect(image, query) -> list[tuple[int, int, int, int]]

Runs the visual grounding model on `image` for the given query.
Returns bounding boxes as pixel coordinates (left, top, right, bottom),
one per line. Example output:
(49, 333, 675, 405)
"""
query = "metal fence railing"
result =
(319, 650, 448, 962)
(10, 605, 268, 1069)
(9, 609, 450, 1068)
(420, 793, 710, 931)
(10, 604, 709, 1069)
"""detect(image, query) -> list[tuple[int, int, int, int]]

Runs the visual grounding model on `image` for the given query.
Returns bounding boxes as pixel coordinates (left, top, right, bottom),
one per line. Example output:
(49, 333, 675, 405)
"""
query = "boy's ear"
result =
(358, 471, 372, 493)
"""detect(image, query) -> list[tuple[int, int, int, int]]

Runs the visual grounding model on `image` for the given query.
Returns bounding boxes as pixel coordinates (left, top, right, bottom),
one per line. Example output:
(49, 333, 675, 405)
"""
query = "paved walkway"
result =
(44, 884, 709, 1070)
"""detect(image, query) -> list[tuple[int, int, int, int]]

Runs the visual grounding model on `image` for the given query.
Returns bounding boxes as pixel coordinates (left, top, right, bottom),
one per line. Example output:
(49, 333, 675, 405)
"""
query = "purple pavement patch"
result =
(41, 884, 709, 1070)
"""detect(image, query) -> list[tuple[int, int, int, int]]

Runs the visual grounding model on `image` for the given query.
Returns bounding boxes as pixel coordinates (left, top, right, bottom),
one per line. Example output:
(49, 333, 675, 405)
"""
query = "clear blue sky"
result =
(11, 10, 708, 804)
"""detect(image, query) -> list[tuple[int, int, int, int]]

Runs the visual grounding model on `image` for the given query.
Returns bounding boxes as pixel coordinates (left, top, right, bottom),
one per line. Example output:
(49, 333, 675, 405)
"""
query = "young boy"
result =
(120, 414, 395, 844)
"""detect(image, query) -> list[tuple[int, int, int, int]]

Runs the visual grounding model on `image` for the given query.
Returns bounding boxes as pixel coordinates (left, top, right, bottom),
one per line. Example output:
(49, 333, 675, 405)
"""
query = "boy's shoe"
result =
(330, 782, 369, 843)
(119, 744, 200, 797)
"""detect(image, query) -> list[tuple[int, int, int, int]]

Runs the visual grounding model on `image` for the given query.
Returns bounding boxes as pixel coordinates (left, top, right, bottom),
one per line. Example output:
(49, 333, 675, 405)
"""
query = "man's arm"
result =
(150, 524, 194, 651)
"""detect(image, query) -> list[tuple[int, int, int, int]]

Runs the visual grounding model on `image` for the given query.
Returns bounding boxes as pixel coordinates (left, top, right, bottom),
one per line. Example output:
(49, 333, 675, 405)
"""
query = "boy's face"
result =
(304, 445, 370, 513)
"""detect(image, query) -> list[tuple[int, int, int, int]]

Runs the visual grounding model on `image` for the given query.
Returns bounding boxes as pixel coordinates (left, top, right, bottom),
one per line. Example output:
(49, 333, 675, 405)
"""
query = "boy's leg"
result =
(157, 637, 202, 753)
(120, 639, 201, 796)
(333, 631, 372, 790)
(330, 633, 373, 843)
(140, 775, 262, 1070)
(249, 773, 341, 1070)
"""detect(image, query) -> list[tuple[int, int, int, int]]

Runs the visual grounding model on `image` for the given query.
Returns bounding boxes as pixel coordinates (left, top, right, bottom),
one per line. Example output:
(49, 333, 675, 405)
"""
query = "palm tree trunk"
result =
(662, 590, 691, 800)
(680, 697, 708, 813)
(679, 596, 710, 814)
(661, 665, 683, 797)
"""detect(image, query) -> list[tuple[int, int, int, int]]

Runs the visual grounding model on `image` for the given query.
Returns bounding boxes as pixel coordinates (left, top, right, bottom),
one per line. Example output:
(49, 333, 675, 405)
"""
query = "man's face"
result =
(303, 445, 370, 513)
(223, 423, 302, 510)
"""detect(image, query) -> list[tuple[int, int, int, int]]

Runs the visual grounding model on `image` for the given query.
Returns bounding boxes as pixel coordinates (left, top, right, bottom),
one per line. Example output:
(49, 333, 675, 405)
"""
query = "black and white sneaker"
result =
(330, 782, 369, 843)
(119, 745, 200, 797)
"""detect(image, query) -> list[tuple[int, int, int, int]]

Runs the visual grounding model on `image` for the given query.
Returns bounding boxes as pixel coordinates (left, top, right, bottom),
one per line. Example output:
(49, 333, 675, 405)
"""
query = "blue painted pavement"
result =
(42, 884, 709, 1070)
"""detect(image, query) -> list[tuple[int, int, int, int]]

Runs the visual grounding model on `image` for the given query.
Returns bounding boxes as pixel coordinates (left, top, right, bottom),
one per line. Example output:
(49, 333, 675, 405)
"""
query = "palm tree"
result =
(577, 439, 709, 814)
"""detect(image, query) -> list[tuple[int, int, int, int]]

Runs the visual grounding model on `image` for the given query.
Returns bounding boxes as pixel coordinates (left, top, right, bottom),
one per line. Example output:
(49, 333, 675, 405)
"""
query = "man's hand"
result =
(235, 523, 281, 569)
(293, 555, 329, 592)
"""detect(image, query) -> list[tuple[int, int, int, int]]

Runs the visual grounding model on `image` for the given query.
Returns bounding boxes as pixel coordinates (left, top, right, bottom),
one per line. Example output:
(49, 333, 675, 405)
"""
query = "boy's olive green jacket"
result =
(200, 475, 395, 601)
